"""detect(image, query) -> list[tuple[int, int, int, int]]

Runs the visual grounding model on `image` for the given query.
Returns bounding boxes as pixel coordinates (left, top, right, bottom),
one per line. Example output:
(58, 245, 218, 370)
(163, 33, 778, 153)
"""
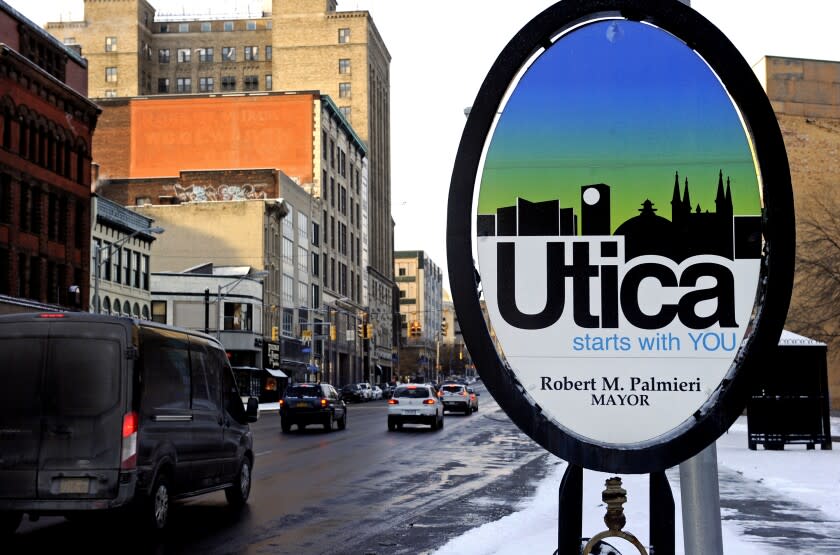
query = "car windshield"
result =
(286, 385, 321, 398)
(395, 387, 430, 399)
(441, 385, 464, 394)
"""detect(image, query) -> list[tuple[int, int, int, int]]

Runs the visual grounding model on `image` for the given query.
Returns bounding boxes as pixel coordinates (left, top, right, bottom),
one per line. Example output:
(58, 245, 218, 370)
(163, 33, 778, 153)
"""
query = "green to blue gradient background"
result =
(477, 19, 762, 229)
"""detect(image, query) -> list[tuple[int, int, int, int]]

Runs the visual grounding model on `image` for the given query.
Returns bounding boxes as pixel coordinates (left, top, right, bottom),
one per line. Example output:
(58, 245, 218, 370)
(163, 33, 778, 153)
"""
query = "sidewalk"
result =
(433, 415, 840, 555)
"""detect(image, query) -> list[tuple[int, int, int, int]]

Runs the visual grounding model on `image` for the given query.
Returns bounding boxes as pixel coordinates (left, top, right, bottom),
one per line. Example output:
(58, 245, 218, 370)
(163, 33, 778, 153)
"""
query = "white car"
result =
(439, 382, 472, 415)
(371, 385, 383, 400)
(387, 383, 444, 431)
(357, 382, 373, 401)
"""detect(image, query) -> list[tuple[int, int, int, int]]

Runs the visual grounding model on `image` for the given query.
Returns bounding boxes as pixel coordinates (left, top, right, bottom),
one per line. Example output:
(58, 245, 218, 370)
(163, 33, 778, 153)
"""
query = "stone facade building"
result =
(0, 2, 99, 312)
(394, 250, 442, 383)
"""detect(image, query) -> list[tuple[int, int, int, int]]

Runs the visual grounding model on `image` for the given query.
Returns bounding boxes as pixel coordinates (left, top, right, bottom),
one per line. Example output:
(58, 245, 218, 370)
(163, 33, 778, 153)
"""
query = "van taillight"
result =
(121, 412, 138, 470)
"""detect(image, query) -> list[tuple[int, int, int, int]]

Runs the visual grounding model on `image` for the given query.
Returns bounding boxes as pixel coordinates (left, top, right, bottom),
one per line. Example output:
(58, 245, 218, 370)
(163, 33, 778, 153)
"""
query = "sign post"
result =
(447, 0, 794, 551)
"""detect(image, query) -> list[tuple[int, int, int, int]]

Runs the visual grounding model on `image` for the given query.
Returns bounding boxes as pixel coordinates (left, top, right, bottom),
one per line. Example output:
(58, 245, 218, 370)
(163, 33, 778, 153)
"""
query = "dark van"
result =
(0, 312, 259, 535)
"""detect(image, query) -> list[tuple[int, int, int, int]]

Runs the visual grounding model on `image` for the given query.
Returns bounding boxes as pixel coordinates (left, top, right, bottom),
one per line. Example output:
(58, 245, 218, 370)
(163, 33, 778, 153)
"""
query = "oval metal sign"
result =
(447, 0, 794, 473)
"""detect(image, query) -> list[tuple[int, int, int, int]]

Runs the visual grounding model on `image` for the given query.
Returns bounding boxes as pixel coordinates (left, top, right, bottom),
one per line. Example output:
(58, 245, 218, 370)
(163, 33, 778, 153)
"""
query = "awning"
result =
(265, 368, 288, 378)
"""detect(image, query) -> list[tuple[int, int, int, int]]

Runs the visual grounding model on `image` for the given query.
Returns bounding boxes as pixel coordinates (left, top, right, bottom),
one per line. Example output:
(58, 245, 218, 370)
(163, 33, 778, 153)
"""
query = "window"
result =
(224, 302, 253, 331)
(133, 252, 141, 287)
(312, 222, 320, 246)
(338, 28, 350, 44)
(339, 58, 350, 74)
(105, 67, 117, 82)
(298, 281, 308, 308)
(265, 74, 272, 90)
(221, 76, 236, 91)
(312, 252, 320, 277)
(142, 254, 150, 290)
(339, 82, 351, 98)
(298, 246, 308, 274)
(246, 20, 257, 31)
(105, 36, 117, 52)
(244, 46, 258, 61)
(122, 248, 131, 285)
(178, 22, 189, 33)
(176, 77, 192, 93)
(283, 274, 294, 306)
(158, 49, 170, 63)
(282, 308, 293, 335)
(159, 23, 169, 33)
(283, 237, 293, 264)
(222, 47, 235, 61)
(201, 22, 211, 32)
(244, 75, 258, 91)
(158, 78, 170, 93)
(298, 212, 308, 242)
(283, 206, 294, 237)
(177, 48, 191, 63)
(199, 77, 214, 92)
(104, 89, 117, 98)
(340, 186, 347, 214)
(339, 106, 351, 118)
(265, 45, 272, 60)
(223, 21, 234, 32)
(198, 47, 213, 62)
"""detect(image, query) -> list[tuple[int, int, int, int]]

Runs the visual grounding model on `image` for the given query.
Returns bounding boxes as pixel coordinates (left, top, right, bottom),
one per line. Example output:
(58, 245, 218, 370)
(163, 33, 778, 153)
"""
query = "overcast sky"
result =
(6, 0, 840, 291)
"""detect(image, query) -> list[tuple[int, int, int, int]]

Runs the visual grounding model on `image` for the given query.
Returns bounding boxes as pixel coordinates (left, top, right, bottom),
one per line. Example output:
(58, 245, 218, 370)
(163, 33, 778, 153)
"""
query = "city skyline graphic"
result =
(476, 19, 762, 230)
(477, 169, 762, 262)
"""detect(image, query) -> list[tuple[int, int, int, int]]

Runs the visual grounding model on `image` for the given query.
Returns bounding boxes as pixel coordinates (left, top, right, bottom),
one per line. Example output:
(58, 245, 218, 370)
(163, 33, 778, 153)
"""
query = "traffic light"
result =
(271, 326, 278, 341)
(329, 324, 336, 340)
(364, 323, 372, 339)
(409, 321, 422, 337)
(357, 323, 365, 338)
(441, 320, 448, 336)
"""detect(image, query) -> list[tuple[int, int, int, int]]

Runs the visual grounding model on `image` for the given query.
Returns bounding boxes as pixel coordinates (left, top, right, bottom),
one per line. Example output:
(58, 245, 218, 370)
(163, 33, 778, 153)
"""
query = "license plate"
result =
(404, 410, 419, 415)
(295, 402, 309, 408)
(59, 478, 89, 494)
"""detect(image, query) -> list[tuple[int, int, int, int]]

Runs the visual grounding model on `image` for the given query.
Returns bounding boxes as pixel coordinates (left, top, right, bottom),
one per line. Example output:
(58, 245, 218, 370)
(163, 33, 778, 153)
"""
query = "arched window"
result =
(112, 298, 120, 315)
(123, 300, 131, 315)
(103, 296, 111, 315)
(133, 302, 140, 317)
(142, 305, 150, 320)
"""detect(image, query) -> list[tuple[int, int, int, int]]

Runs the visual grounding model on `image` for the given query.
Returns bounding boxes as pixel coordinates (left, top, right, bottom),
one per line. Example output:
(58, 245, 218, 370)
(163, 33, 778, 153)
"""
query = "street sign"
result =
(447, 0, 794, 473)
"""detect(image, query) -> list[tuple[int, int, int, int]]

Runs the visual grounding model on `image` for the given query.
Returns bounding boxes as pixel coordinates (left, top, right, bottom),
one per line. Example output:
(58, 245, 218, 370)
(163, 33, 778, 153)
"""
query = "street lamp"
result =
(215, 271, 269, 339)
(93, 226, 164, 314)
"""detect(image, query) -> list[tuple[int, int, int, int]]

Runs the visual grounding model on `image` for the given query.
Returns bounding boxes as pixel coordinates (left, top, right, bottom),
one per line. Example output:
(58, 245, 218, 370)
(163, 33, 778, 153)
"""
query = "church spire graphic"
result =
(476, 169, 761, 262)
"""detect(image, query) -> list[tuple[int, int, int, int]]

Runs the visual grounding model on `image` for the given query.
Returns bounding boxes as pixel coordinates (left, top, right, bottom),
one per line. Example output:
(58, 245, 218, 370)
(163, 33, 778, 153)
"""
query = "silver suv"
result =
(439, 383, 472, 415)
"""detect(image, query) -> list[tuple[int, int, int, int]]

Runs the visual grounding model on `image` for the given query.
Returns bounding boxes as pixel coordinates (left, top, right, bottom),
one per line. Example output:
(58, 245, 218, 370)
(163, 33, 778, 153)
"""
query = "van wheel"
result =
(225, 458, 252, 509)
(146, 474, 170, 532)
(0, 511, 21, 536)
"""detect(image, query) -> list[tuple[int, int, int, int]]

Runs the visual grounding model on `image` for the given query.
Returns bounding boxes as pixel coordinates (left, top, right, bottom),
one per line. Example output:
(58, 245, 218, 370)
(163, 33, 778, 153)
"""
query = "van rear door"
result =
(38, 322, 126, 500)
(0, 322, 47, 499)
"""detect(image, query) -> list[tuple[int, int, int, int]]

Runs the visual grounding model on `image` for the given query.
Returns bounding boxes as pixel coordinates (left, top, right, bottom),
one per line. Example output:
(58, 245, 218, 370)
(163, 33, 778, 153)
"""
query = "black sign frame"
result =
(447, 0, 794, 473)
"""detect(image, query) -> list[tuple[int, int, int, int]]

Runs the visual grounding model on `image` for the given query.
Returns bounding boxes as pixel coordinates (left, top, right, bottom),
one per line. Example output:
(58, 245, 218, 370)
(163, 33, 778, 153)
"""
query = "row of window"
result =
(1, 107, 88, 185)
(93, 239, 151, 291)
(96, 296, 150, 320)
(0, 249, 84, 307)
(158, 45, 272, 64)
(0, 175, 86, 249)
(155, 75, 271, 93)
(158, 20, 268, 34)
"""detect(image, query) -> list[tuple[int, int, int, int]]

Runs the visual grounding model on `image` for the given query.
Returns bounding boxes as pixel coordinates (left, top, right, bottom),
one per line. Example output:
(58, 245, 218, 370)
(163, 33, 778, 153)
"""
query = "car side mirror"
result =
(246, 397, 259, 422)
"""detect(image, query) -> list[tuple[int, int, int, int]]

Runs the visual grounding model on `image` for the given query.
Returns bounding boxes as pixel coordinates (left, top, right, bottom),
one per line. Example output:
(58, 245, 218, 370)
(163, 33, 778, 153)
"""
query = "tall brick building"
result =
(0, 1, 100, 312)
(45, 0, 396, 376)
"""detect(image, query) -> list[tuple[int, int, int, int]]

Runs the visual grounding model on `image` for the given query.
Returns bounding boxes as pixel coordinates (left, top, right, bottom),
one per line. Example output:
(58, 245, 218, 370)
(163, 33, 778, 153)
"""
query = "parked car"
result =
(379, 383, 396, 399)
(357, 382, 373, 401)
(279, 383, 347, 433)
(387, 383, 444, 431)
(439, 382, 473, 415)
(467, 387, 480, 412)
(371, 385, 383, 400)
(340, 383, 363, 402)
(0, 312, 260, 535)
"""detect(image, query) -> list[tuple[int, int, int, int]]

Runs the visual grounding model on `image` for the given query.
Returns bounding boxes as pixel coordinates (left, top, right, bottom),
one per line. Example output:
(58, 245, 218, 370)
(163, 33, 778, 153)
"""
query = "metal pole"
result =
(93, 245, 101, 313)
(679, 442, 724, 555)
(204, 288, 210, 333)
(217, 284, 223, 339)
